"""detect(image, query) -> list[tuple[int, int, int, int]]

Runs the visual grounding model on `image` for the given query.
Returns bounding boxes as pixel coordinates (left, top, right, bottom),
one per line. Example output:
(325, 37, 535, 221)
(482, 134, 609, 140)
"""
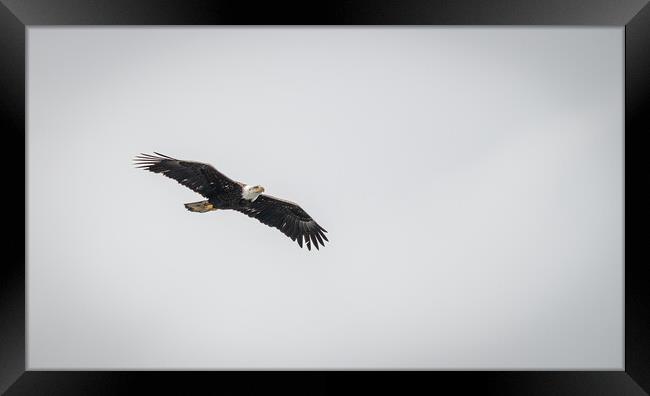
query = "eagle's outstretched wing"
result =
(133, 152, 241, 198)
(234, 195, 328, 250)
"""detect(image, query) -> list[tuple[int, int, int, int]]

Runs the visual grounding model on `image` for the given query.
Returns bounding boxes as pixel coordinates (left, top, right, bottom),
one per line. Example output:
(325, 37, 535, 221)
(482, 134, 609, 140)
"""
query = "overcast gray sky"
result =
(28, 27, 623, 369)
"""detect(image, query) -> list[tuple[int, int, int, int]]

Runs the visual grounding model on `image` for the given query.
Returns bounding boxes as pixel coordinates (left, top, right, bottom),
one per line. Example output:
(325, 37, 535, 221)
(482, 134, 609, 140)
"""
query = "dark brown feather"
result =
(234, 194, 328, 250)
(133, 153, 242, 200)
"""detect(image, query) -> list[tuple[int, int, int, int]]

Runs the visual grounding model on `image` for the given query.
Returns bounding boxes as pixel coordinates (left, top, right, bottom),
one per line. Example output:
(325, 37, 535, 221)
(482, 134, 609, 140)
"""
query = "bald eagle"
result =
(133, 152, 328, 250)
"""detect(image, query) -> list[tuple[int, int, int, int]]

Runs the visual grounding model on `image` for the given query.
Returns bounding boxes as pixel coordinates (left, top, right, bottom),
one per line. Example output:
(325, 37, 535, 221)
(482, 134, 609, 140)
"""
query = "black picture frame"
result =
(2, 1, 648, 394)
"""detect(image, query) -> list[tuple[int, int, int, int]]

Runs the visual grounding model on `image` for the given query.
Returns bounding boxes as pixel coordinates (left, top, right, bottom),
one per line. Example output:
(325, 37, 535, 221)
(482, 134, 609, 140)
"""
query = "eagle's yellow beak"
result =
(255, 186, 265, 193)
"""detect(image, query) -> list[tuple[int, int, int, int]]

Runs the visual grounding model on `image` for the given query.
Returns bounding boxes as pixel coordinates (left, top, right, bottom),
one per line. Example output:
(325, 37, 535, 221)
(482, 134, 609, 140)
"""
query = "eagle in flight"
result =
(134, 152, 328, 250)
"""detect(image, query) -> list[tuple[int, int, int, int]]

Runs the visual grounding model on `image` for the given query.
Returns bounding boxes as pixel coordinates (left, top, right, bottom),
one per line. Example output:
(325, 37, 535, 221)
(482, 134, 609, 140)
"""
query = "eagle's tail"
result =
(184, 200, 217, 213)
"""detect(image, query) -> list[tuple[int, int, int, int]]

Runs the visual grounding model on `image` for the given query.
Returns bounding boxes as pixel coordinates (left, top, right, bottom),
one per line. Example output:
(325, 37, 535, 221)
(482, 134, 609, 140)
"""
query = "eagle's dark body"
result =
(133, 152, 328, 250)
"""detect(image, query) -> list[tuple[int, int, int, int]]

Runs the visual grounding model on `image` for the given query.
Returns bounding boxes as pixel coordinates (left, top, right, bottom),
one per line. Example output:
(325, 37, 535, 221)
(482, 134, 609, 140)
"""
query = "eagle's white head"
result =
(242, 185, 265, 201)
